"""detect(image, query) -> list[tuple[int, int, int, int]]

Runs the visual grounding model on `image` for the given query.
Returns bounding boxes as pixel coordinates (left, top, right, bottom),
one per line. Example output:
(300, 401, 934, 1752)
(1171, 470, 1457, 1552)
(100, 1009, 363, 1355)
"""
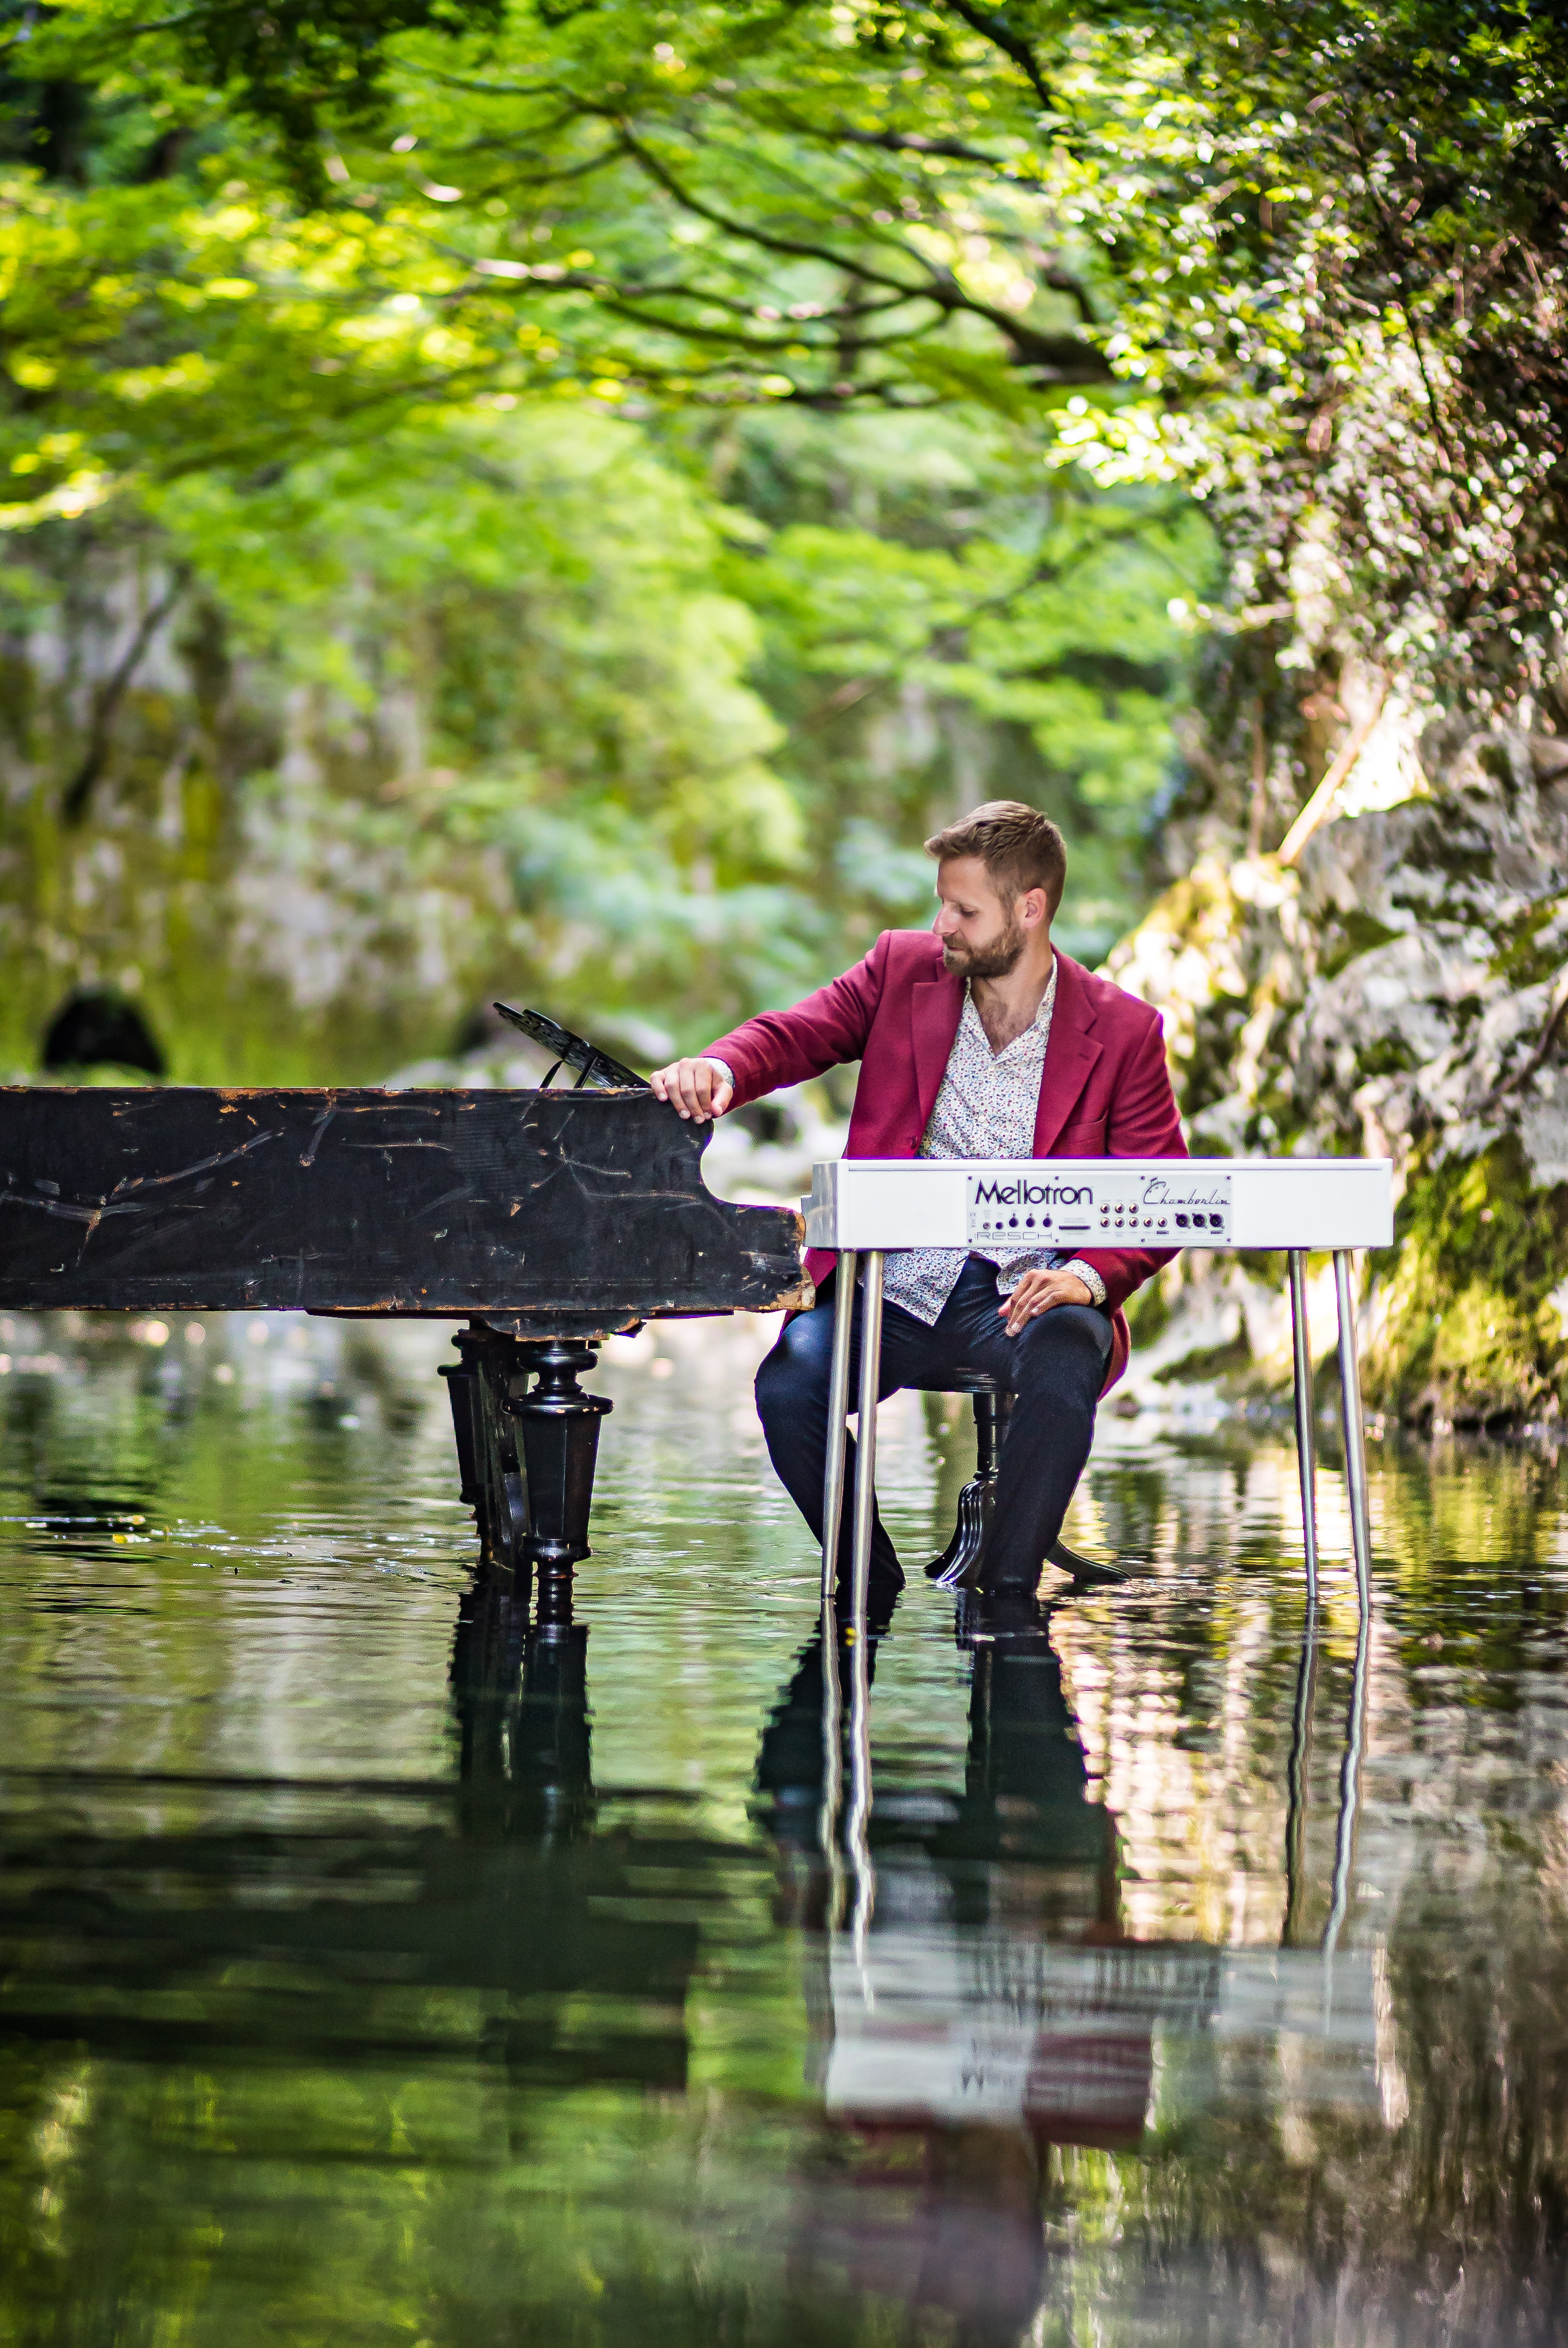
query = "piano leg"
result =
(1333, 1251, 1374, 1614)
(507, 1339, 613, 1593)
(439, 1329, 485, 1508)
(452, 1326, 532, 1574)
(1287, 1251, 1320, 1607)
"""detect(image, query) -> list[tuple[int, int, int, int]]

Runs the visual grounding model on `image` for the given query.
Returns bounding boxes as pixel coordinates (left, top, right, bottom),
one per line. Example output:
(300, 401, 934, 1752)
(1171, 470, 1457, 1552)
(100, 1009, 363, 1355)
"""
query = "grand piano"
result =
(0, 1010, 808, 1596)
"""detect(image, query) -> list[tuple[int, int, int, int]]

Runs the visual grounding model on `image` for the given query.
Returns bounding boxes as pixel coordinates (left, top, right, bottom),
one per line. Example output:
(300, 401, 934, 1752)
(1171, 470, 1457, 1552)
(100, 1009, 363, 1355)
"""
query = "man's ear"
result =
(1018, 885, 1049, 932)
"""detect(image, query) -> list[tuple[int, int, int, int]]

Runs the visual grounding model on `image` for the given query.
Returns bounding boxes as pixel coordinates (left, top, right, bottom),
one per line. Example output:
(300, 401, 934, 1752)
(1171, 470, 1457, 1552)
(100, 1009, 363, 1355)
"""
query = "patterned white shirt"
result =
(881, 961, 1107, 1327)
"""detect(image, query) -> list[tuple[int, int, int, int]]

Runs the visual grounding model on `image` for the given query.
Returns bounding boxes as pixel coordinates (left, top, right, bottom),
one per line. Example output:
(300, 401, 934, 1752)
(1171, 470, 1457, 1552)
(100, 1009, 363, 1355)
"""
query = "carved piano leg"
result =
(507, 1339, 612, 1596)
(439, 1330, 485, 1507)
(448, 1325, 532, 1572)
(927, 1388, 1015, 1587)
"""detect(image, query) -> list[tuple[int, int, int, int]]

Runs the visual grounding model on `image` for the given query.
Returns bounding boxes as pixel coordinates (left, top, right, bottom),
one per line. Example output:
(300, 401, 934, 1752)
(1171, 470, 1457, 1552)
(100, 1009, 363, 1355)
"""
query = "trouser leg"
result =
(755, 1278, 939, 1587)
(983, 1304, 1112, 1590)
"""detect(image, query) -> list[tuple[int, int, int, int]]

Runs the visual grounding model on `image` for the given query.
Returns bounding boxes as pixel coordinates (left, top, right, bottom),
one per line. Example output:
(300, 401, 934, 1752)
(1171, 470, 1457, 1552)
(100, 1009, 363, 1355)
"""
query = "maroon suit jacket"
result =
(704, 929, 1187, 1392)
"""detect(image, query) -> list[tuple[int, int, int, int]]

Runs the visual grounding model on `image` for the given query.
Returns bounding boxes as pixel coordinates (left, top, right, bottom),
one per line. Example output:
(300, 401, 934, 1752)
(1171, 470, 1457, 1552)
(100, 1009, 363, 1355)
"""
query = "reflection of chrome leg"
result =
(848, 1253, 884, 1635)
(1282, 1615, 1320, 1948)
(820, 1252, 858, 1608)
(927, 1390, 1014, 1589)
(819, 1615, 846, 1931)
(846, 1595, 875, 1954)
(1334, 1250, 1373, 1615)
(1288, 1250, 1320, 1608)
(846, 1252, 882, 1950)
(1322, 1603, 1370, 1963)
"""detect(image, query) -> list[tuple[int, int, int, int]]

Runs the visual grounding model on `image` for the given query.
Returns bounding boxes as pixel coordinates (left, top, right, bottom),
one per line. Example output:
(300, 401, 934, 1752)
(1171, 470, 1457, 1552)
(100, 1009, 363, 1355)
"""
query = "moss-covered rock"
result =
(1108, 693, 1568, 1420)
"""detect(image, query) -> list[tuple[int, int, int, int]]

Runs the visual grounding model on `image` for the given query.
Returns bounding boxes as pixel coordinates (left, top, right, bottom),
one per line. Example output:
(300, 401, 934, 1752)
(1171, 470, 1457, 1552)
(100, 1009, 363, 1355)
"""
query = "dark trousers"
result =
(755, 1256, 1112, 1593)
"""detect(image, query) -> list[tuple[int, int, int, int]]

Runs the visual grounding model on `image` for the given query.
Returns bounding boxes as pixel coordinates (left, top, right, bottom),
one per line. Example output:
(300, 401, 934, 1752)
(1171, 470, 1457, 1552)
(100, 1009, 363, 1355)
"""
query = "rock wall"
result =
(1109, 689, 1568, 1427)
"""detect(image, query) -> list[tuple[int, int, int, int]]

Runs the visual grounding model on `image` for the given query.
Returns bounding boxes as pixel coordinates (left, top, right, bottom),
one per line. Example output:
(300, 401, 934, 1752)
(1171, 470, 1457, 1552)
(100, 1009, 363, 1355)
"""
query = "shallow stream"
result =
(2, 1309, 1566, 2345)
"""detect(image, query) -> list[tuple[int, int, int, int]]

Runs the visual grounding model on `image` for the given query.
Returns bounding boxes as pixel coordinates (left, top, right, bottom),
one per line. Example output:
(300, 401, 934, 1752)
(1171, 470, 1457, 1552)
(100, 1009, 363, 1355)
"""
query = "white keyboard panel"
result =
(966, 1166, 1232, 1249)
(804, 1156, 1392, 1253)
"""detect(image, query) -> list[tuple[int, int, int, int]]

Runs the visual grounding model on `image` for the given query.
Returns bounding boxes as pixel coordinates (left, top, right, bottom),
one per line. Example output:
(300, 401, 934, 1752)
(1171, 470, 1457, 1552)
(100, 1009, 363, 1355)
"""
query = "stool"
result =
(916, 1368, 1014, 1590)
(915, 1366, 1127, 1593)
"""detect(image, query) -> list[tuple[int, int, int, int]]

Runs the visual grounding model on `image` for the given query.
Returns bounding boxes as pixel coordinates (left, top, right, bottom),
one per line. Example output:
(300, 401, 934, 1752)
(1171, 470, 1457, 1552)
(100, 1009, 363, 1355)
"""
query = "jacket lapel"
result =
(1034, 952, 1103, 1155)
(911, 971, 965, 1137)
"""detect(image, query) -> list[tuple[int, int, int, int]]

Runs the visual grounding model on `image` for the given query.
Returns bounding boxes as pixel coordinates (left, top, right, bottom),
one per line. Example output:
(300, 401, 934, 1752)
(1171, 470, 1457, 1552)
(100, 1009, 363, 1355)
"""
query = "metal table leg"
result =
(820, 1250, 859, 1609)
(817, 1250, 858, 1918)
(1334, 1249, 1373, 1614)
(848, 1251, 885, 1635)
(1288, 1250, 1320, 1608)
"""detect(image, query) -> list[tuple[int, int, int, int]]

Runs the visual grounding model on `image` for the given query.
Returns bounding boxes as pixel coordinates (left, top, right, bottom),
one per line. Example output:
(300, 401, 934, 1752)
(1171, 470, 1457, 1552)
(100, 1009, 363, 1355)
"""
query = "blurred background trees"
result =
(0, 0, 1232, 1076)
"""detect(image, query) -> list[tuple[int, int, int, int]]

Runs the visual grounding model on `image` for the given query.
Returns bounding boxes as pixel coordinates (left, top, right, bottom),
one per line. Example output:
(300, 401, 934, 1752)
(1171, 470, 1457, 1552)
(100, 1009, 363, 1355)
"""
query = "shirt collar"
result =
(963, 954, 1057, 1054)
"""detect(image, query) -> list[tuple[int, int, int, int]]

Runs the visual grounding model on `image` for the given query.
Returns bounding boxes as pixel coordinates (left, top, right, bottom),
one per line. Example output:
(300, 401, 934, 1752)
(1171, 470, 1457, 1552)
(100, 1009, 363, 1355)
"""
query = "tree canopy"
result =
(0, 0, 1561, 1073)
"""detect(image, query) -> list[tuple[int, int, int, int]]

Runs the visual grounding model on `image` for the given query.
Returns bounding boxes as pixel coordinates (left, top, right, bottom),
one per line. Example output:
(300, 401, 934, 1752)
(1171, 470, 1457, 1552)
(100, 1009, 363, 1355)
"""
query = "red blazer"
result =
(704, 929, 1187, 1392)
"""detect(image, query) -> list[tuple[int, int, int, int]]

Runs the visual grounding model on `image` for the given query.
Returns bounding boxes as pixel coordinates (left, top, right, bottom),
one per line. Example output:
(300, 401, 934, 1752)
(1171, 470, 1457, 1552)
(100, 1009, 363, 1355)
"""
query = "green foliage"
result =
(1369, 1136, 1568, 1424)
(14, 0, 1556, 1072)
(731, 410, 1212, 960)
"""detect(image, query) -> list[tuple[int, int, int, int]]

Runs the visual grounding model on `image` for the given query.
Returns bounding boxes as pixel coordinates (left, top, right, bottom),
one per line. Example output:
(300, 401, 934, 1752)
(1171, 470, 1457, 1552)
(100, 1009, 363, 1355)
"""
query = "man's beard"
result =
(942, 909, 1027, 980)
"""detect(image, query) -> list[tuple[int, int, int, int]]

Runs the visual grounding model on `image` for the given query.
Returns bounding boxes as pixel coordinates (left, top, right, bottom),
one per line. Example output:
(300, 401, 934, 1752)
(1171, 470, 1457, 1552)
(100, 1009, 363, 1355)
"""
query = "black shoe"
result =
(955, 1586, 1049, 1646)
(1047, 1539, 1139, 1589)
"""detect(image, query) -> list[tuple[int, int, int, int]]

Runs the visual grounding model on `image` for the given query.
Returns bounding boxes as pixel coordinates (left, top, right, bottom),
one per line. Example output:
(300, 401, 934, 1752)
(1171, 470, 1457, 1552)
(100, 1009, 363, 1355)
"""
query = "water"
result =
(2, 1309, 1567, 2345)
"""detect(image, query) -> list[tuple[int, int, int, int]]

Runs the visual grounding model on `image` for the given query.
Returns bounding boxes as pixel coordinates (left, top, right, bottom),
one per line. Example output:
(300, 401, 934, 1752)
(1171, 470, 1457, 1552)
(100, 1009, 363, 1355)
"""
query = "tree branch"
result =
(63, 566, 192, 827)
(936, 0, 1055, 113)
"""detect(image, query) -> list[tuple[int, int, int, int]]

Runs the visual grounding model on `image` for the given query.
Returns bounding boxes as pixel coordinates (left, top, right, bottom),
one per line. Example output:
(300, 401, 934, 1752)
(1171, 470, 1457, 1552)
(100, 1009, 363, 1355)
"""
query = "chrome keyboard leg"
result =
(820, 1250, 858, 1609)
(848, 1251, 885, 1634)
(1334, 1249, 1373, 1615)
(1288, 1250, 1320, 1609)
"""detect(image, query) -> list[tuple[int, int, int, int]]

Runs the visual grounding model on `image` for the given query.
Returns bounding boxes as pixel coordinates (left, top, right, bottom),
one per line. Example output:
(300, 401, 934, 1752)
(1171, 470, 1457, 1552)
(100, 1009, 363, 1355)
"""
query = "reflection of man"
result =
(755, 1593, 1153, 2317)
(651, 801, 1184, 1599)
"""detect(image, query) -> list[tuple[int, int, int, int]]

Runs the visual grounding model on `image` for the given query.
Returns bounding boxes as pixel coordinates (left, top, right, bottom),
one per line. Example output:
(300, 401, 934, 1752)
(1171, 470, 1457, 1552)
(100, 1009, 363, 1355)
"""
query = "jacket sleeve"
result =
(702, 934, 892, 1108)
(1071, 1013, 1187, 1314)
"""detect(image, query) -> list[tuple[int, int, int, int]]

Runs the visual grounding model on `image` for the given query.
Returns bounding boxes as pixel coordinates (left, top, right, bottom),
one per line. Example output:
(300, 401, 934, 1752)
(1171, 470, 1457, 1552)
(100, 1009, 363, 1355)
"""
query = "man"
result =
(650, 800, 1185, 1599)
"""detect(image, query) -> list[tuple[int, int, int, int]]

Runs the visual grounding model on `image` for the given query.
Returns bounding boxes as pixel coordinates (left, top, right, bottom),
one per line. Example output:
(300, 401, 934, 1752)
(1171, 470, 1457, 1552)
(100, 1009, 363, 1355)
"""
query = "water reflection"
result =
(3, 1325, 1568, 2341)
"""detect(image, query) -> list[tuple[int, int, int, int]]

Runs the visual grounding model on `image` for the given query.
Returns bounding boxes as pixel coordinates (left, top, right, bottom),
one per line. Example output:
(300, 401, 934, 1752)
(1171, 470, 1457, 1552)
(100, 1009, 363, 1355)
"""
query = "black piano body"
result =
(0, 1082, 808, 1593)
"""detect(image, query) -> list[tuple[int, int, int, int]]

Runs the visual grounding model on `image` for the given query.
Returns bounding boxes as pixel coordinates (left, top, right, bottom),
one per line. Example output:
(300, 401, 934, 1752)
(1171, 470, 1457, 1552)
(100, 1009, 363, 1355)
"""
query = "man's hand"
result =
(999, 1268, 1092, 1337)
(649, 1057, 735, 1122)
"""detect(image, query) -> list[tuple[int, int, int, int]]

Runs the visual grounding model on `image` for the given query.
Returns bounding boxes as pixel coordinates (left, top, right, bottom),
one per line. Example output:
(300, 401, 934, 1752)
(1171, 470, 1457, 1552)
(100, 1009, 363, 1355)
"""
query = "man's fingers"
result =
(1000, 1275, 1062, 1334)
(650, 1059, 734, 1121)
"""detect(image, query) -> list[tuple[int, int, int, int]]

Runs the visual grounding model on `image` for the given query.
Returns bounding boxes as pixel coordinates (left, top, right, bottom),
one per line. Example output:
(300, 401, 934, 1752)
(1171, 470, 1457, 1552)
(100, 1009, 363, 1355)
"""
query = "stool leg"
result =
(927, 1388, 1012, 1590)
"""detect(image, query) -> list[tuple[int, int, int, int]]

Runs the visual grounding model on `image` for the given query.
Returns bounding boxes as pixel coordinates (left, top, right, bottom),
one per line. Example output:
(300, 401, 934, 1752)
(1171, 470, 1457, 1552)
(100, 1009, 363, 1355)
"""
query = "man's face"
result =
(933, 856, 1039, 979)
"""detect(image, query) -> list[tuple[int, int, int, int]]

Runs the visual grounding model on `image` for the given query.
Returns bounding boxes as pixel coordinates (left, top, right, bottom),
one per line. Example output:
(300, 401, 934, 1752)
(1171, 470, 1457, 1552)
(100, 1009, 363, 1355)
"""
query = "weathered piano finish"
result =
(0, 1083, 808, 1590)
